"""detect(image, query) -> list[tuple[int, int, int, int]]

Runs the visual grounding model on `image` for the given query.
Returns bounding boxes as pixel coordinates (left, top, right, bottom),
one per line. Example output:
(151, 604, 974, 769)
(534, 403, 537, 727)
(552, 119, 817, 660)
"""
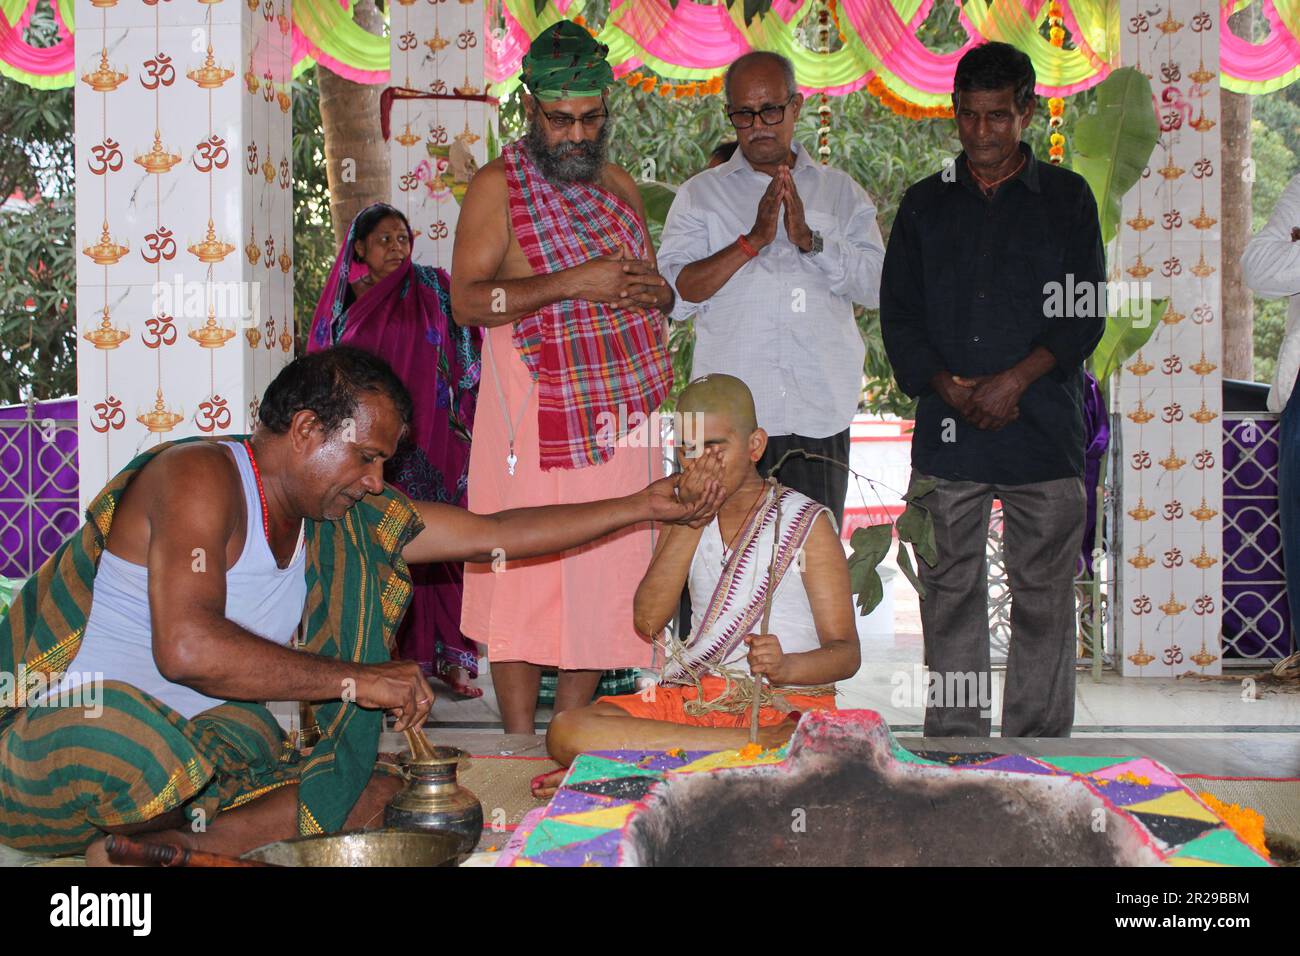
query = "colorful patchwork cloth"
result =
(504, 710, 1273, 867)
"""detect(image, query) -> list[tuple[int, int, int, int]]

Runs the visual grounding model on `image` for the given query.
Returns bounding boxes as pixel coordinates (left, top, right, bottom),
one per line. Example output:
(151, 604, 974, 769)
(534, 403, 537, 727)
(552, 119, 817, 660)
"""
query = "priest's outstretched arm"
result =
(400, 450, 725, 566)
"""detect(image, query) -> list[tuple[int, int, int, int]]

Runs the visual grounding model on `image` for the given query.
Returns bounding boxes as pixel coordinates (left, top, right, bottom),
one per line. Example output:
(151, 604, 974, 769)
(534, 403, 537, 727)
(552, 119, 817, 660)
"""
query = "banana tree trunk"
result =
(318, 0, 390, 248)
(1222, 4, 1254, 380)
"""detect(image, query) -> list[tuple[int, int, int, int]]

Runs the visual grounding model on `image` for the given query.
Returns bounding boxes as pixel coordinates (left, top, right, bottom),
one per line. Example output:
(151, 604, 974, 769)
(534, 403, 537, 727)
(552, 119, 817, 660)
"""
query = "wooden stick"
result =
(750, 483, 782, 744)
(404, 726, 435, 761)
(103, 835, 276, 868)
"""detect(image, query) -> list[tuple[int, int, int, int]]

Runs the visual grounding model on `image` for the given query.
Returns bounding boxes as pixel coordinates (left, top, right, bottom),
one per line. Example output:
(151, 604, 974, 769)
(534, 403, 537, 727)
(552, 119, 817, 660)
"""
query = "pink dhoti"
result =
(461, 323, 659, 670)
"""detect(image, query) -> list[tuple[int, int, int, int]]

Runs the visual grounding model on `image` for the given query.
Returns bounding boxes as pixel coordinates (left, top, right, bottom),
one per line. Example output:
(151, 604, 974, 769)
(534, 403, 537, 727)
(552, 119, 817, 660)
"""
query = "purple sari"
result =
(1080, 370, 1110, 576)
(308, 205, 483, 680)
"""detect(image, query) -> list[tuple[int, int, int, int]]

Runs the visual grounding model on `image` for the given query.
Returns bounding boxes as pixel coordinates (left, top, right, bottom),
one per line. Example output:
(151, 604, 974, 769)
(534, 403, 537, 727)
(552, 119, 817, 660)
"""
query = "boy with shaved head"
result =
(536, 374, 860, 795)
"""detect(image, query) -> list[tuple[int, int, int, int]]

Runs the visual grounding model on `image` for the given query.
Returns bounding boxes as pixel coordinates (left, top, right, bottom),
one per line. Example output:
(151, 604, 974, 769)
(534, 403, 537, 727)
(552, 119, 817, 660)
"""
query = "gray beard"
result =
(524, 116, 610, 183)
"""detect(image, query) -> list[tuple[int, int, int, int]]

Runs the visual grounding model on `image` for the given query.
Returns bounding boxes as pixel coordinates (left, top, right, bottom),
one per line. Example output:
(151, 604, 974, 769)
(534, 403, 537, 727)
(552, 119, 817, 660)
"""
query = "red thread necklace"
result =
(970, 154, 1026, 197)
(243, 439, 272, 545)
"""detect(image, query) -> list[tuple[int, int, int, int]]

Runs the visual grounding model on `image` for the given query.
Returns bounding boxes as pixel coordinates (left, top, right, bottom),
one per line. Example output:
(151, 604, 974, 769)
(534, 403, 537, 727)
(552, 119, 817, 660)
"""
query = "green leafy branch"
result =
(761, 451, 937, 616)
(846, 474, 937, 616)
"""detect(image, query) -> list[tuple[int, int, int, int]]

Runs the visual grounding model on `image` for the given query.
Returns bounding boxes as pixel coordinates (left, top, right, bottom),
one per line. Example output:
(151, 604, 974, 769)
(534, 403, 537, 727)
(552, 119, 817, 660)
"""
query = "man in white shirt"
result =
(1241, 172, 1300, 653)
(657, 51, 885, 527)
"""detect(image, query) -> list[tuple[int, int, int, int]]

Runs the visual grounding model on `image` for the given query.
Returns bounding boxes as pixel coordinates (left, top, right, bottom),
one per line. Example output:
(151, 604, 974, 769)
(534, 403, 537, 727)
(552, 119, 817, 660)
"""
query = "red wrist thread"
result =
(736, 234, 758, 258)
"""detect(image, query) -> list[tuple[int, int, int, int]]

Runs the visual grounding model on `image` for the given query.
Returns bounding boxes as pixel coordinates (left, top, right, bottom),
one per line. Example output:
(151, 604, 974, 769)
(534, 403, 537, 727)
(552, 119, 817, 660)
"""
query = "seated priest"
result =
(0, 346, 725, 864)
(537, 374, 861, 797)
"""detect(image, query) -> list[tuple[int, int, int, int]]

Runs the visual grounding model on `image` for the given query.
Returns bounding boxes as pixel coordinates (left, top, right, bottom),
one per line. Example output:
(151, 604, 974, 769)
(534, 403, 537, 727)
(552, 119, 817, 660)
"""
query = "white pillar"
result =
(75, 0, 293, 509)
(1117, 0, 1223, 675)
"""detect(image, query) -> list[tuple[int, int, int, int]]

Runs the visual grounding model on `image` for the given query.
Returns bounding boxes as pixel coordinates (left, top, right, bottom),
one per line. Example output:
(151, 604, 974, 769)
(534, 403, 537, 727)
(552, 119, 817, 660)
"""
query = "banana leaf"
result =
(637, 180, 678, 231)
(0, 577, 19, 615)
(1069, 67, 1160, 248)
(1089, 297, 1168, 393)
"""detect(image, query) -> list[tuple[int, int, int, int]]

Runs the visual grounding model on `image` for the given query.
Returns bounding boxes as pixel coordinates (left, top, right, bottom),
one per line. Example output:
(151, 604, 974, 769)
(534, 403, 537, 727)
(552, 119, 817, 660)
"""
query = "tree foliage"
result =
(511, 0, 1096, 416)
(292, 67, 339, 349)
(1248, 85, 1300, 387)
(0, 2, 75, 403)
(0, 0, 1288, 404)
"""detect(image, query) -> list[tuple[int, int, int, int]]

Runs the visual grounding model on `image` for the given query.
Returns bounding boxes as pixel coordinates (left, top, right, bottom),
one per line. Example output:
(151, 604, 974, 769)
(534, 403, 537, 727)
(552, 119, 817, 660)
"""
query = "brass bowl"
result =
(241, 829, 461, 867)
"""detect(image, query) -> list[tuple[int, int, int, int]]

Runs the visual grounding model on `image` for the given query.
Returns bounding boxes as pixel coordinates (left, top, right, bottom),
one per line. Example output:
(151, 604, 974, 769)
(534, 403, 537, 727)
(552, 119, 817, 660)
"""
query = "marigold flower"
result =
(1199, 792, 1269, 858)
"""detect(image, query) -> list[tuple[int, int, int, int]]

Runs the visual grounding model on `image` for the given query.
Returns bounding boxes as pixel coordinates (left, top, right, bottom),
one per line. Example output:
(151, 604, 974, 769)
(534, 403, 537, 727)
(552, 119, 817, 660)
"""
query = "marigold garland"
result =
(1047, 0, 1065, 47)
(625, 71, 724, 99)
(623, 64, 958, 122)
(1048, 94, 1066, 164)
(866, 75, 954, 120)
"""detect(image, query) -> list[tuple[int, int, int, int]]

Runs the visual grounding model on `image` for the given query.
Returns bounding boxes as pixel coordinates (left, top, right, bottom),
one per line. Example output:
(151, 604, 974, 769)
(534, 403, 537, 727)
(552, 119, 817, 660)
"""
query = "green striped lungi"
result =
(0, 681, 300, 855)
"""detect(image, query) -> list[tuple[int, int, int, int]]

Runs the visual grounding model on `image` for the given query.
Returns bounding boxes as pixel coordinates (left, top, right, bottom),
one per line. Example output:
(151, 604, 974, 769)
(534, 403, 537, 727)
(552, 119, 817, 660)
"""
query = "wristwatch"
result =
(801, 230, 824, 256)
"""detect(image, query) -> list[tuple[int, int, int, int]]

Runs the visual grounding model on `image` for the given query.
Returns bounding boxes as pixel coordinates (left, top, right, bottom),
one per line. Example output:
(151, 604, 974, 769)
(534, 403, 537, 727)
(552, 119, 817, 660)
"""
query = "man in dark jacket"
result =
(881, 42, 1105, 738)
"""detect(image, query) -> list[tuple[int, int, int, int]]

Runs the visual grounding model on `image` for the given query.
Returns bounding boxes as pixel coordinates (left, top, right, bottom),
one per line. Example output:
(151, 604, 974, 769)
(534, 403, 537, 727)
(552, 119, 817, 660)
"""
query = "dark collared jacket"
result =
(881, 143, 1106, 485)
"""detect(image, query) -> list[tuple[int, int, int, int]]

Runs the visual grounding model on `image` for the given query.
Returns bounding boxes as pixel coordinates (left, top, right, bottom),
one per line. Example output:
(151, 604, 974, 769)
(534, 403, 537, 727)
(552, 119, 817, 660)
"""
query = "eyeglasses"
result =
(726, 94, 796, 130)
(535, 97, 610, 131)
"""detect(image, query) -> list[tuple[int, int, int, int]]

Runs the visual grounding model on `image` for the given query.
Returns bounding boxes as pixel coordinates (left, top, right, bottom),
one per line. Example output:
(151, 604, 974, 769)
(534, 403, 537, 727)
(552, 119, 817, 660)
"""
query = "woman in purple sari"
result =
(308, 203, 484, 697)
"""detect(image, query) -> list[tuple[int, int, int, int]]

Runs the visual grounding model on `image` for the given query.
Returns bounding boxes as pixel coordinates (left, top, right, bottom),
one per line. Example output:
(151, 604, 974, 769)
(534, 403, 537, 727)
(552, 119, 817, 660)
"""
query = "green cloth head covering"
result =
(521, 19, 614, 101)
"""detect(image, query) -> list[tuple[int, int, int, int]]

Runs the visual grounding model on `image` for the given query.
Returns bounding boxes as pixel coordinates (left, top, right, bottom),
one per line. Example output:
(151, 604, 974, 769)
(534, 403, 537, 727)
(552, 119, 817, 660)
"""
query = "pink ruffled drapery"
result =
(0, 0, 73, 87)
(5, 0, 1300, 97)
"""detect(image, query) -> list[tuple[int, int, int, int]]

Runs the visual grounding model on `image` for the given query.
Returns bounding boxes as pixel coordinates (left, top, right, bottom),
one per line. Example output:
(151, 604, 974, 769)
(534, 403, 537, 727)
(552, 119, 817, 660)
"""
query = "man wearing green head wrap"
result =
(450, 21, 679, 736)
(520, 18, 615, 101)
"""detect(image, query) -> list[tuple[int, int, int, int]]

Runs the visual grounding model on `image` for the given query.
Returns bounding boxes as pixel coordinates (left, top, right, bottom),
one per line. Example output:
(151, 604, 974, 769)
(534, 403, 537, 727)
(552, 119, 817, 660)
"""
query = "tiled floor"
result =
(433, 569, 1299, 725)
(427, 563, 1300, 776)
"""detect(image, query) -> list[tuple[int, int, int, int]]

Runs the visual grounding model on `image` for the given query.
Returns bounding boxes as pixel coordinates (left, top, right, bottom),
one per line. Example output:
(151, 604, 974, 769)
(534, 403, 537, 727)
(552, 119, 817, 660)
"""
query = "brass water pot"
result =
(385, 746, 482, 855)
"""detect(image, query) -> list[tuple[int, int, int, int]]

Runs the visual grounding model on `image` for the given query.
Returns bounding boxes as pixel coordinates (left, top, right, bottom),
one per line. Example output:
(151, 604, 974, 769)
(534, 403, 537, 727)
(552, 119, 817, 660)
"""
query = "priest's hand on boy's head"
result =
(744, 633, 788, 684)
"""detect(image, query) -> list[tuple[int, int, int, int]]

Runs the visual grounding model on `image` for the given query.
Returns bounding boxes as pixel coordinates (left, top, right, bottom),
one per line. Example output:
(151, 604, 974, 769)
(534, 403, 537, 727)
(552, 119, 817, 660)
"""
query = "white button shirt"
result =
(657, 141, 885, 438)
(1243, 172, 1300, 413)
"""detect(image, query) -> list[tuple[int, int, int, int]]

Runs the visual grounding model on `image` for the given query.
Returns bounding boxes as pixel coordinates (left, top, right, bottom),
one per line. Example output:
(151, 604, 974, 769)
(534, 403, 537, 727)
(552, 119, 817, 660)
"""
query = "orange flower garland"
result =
(1048, 95, 1065, 164)
(624, 71, 723, 99)
(826, 0, 847, 45)
(866, 75, 954, 120)
(1047, 0, 1065, 47)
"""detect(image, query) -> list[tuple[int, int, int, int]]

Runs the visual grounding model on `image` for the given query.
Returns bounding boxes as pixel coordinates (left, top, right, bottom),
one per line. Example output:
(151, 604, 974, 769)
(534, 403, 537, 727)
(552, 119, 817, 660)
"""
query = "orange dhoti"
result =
(597, 675, 837, 728)
(461, 323, 660, 670)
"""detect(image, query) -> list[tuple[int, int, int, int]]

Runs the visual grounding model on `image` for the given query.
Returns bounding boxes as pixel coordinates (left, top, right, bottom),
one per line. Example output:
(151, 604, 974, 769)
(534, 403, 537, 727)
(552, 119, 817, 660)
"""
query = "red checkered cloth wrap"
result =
(502, 139, 672, 470)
